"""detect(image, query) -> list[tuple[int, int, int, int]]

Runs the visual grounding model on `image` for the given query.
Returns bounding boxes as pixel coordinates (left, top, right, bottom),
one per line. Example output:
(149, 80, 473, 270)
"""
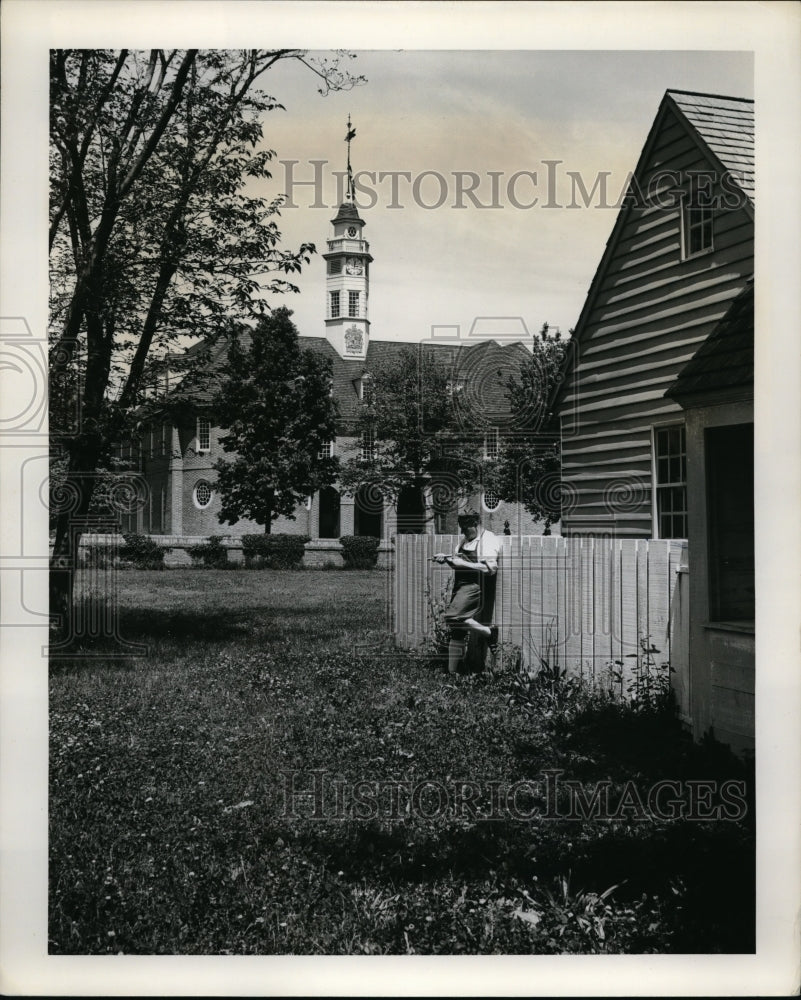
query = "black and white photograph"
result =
(1, 1, 799, 995)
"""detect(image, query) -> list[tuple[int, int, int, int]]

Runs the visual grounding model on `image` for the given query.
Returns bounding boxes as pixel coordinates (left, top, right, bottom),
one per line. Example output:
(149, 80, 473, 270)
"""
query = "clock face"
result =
(347, 226, 358, 237)
(345, 257, 363, 275)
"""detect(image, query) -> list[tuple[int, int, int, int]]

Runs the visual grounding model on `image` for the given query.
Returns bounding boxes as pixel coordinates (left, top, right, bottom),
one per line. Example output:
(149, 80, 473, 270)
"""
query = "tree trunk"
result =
(49, 439, 103, 637)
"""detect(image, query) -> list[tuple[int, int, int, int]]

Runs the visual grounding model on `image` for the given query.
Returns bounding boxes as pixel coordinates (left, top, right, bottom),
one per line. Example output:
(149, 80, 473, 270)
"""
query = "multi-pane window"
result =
(484, 427, 500, 460)
(348, 291, 360, 317)
(197, 417, 211, 453)
(330, 291, 340, 318)
(482, 490, 501, 512)
(655, 425, 687, 538)
(194, 481, 212, 508)
(360, 428, 375, 461)
(317, 440, 334, 459)
(683, 193, 714, 257)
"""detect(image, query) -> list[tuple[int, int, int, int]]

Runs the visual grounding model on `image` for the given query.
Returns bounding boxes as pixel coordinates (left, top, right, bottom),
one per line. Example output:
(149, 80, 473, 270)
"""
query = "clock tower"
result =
(322, 118, 372, 359)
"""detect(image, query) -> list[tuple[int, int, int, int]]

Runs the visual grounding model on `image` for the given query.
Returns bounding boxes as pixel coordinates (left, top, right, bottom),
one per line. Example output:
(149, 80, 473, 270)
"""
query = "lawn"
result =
(50, 569, 754, 955)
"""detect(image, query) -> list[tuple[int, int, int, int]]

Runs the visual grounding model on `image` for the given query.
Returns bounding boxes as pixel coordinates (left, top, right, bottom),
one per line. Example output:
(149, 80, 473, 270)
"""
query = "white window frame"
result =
(330, 290, 340, 318)
(360, 428, 375, 462)
(483, 426, 500, 460)
(652, 423, 688, 539)
(317, 440, 335, 460)
(358, 373, 373, 400)
(482, 489, 501, 512)
(196, 417, 211, 453)
(348, 290, 360, 318)
(193, 480, 213, 509)
(681, 192, 714, 260)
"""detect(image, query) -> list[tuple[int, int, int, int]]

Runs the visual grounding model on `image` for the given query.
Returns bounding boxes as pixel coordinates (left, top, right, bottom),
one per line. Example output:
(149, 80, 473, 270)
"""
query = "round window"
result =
(193, 480, 213, 509)
(482, 490, 500, 512)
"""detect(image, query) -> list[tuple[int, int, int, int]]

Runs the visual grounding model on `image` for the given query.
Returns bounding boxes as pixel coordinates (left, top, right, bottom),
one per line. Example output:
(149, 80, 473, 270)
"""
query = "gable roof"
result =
(551, 88, 754, 413)
(665, 278, 753, 401)
(666, 90, 754, 202)
(167, 330, 533, 426)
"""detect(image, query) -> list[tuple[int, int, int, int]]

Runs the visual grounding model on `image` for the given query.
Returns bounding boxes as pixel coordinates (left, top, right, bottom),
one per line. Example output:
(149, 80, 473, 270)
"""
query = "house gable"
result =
(556, 90, 754, 538)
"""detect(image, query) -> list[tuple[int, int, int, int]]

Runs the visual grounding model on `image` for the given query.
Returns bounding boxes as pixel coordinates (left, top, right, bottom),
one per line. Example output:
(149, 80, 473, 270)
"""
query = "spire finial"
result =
(345, 114, 356, 202)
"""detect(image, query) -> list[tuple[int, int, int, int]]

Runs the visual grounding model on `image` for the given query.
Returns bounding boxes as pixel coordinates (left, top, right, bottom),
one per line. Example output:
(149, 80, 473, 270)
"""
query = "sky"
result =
(254, 49, 753, 344)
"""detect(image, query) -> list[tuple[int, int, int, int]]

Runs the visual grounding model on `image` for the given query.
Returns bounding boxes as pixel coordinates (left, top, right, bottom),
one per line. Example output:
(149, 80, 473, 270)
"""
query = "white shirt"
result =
(459, 528, 501, 574)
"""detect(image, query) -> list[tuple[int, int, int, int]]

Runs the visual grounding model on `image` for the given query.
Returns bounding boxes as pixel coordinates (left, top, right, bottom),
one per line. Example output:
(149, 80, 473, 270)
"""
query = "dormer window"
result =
(358, 372, 373, 401)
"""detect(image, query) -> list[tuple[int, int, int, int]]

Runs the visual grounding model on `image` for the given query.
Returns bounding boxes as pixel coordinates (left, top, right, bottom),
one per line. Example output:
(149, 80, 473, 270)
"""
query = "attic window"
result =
(682, 192, 714, 258)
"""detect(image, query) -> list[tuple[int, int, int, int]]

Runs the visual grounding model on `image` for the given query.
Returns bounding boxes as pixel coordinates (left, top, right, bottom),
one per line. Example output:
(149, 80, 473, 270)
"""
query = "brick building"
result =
(116, 197, 551, 544)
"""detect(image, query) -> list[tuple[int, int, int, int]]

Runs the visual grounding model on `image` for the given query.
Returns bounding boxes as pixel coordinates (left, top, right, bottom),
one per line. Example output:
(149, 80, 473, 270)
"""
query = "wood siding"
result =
(560, 103, 753, 538)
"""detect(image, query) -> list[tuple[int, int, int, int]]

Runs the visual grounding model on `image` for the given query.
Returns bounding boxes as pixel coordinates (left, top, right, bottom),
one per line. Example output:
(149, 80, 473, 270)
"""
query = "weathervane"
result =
(345, 114, 356, 202)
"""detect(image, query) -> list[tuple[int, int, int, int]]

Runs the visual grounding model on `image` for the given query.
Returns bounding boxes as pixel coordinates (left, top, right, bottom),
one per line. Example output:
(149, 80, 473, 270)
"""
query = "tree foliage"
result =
(48, 47, 363, 615)
(211, 309, 340, 532)
(337, 347, 486, 530)
(485, 325, 570, 530)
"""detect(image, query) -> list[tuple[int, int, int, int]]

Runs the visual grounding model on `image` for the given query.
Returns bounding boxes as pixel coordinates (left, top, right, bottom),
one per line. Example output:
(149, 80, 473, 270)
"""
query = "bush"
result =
(80, 543, 113, 569)
(242, 533, 309, 569)
(188, 535, 229, 568)
(120, 533, 166, 569)
(340, 535, 380, 569)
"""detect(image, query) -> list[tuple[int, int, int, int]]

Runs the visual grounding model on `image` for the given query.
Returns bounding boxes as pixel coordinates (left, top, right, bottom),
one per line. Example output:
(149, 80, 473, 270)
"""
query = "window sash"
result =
(330, 291, 340, 318)
(348, 291, 359, 317)
(654, 424, 687, 538)
(197, 418, 211, 452)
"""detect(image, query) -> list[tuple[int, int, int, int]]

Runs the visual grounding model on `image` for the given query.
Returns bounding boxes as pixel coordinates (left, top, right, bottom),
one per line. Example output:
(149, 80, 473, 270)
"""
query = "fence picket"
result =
(392, 535, 687, 707)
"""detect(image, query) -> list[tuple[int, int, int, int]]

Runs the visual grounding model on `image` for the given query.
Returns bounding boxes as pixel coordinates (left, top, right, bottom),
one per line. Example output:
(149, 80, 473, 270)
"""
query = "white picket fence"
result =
(393, 534, 690, 716)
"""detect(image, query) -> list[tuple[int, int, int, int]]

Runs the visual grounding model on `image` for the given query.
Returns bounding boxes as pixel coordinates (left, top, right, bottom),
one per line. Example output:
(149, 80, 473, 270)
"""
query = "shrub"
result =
(340, 535, 380, 569)
(120, 533, 166, 569)
(241, 533, 309, 570)
(188, 535, 229, 568)
(80, 543, 113, 569)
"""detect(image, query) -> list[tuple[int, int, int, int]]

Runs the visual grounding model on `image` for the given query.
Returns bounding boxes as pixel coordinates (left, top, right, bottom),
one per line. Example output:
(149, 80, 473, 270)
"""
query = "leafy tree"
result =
(485, 324, 570, 532)
(211, 309, 340, 532)
(48, 48, 363, 619)
(337, 346, 486, 532)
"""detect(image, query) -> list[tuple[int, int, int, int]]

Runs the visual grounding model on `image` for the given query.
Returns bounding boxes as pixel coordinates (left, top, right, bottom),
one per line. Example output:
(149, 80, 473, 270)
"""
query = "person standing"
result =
(432, 511, 501, 675)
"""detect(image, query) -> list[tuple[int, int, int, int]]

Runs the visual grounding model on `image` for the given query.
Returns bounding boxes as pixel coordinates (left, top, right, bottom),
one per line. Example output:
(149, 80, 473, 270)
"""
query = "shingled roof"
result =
(665, 279, 753, 402)
(666, 90, 754, 203)
(168, 330, 533, 427)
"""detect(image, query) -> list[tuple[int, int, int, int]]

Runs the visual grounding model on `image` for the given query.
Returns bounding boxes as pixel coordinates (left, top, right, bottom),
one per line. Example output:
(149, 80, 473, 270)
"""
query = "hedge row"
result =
(83, 533, 383, 570)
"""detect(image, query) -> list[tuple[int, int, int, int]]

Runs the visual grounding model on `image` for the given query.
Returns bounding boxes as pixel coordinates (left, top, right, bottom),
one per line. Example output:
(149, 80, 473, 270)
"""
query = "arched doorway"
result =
(396, 483, 426, 534)
(318, 486, 340, 539)
(354, 484, 383, 537)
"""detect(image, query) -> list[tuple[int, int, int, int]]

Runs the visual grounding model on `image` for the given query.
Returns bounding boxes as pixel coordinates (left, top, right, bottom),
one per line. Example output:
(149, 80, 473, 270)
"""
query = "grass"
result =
(50, 569, 754, 955)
